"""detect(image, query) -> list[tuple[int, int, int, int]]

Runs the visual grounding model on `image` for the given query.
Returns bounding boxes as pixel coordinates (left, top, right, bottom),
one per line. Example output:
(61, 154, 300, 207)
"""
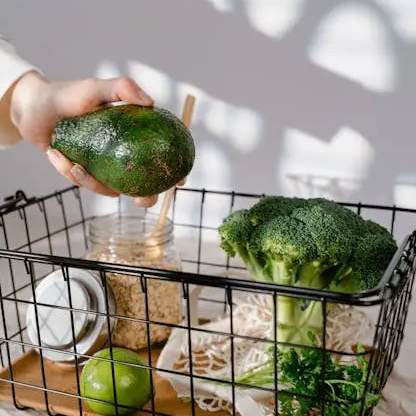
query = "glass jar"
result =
(85, 211, 182, 351)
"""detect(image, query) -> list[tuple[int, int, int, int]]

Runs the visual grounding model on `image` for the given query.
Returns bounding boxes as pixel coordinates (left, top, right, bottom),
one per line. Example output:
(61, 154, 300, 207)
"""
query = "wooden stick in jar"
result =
(152, 94, 196, 236)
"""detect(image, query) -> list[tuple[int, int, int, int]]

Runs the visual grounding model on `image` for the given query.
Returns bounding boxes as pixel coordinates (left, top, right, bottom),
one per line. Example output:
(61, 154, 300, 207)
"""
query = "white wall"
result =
(1, 0, 416, 238)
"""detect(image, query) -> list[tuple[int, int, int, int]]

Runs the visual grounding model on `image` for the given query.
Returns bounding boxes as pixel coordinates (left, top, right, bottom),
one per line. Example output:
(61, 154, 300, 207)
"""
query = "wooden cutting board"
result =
(0, 348, 231, 416)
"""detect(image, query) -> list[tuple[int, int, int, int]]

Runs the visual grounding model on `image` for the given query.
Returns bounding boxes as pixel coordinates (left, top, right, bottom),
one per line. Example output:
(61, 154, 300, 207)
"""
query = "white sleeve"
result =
(0, 34, 41, 149)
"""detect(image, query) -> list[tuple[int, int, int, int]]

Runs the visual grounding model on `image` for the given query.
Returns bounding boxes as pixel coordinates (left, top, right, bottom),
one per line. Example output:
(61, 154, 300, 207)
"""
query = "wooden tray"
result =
(0, 348, 230, 416)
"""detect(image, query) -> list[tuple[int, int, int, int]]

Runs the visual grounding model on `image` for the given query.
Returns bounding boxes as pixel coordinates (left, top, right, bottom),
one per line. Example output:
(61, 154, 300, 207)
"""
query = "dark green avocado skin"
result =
(51, 105, 195, 197)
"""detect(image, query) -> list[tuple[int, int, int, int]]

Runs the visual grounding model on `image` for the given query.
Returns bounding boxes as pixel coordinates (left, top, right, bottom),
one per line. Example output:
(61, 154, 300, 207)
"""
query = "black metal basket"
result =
(0, 185, 414, 416)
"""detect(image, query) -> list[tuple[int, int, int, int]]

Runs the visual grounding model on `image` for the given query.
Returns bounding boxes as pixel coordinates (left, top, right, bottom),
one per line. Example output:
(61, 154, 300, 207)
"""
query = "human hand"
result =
(9, 70, 168, 208)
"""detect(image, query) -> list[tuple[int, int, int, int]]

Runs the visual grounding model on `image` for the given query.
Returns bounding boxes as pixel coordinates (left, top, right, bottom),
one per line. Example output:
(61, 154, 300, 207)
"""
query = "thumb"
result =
(94, 77, 154, 106)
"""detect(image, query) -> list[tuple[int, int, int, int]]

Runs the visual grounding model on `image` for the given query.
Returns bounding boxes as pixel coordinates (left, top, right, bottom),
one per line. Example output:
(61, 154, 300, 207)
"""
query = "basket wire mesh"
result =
(0, 185, 413, 416)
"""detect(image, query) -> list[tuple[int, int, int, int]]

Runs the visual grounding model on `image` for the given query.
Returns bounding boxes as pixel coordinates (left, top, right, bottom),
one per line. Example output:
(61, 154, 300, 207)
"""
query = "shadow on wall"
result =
(1, 0, 416, 223)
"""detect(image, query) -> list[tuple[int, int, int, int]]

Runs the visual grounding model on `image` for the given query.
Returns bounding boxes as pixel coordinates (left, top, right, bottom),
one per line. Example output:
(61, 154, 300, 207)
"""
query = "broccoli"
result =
(218, 196, 397, 347)
(331, 219, 398, 293)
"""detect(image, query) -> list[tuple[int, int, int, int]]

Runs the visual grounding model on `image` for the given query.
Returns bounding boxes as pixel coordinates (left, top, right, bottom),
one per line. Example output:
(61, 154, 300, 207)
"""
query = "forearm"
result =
(0, 35, 41, 149)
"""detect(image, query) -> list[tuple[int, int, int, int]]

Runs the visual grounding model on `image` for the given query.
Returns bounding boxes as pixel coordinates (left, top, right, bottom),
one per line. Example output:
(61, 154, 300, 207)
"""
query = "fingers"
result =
(48, 146, 186, 205)
(93, 77, 154, 107)
(46, 148, 81, 186)
(134, 195, 159, 208)
(134, 177, 187, 208)
(47, 149, 119, 197)
(54, 77, 155, 120)
(178, 177, 187, 187)
(34, 140, 52, 153)
(70, 165, 120, 197)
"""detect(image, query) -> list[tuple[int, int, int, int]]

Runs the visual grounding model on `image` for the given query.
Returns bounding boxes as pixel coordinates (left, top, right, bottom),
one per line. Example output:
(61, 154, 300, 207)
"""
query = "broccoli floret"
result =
(308, 198, 364, 235)
(218, 209, 265, 278)
(218, 195, 398, 347)
(291, 202, 354, 266)
(334, 219, 397, 292)
(248, 196, 304, 226)
(249, 216, 317, 284)
(218, 209, 251, 258)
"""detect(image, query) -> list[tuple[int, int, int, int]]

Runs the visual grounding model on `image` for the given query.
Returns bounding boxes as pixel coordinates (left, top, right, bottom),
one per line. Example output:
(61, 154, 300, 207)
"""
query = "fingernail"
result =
(138, 89, 154, 105)
(71, 165, 87, 184)
(46, 148, 61, 163)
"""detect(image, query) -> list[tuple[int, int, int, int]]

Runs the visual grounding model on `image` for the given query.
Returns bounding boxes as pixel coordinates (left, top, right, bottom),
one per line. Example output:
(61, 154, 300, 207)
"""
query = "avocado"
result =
(51, 104, 195, 197)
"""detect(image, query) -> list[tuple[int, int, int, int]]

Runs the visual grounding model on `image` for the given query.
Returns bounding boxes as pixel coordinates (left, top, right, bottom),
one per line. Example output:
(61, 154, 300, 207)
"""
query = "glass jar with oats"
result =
(85, 211, 182, 351)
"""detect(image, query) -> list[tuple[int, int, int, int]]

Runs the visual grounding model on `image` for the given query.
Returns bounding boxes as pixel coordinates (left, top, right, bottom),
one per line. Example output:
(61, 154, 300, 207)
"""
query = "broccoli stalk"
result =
(262, 257, 327, 346)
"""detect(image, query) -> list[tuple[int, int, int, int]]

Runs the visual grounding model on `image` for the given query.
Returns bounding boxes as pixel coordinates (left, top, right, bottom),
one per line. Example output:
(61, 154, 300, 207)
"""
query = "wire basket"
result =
(0, 185, 414, 416)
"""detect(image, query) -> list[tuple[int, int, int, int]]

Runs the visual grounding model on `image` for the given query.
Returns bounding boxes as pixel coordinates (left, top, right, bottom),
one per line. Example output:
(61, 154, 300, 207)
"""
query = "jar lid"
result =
(36, 278, 91, 349)
(26, 268, 117, 364)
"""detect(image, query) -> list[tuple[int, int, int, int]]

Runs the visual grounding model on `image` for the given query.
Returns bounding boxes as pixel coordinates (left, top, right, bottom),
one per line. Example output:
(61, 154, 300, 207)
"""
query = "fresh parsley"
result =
(233, 333, 380, 416)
